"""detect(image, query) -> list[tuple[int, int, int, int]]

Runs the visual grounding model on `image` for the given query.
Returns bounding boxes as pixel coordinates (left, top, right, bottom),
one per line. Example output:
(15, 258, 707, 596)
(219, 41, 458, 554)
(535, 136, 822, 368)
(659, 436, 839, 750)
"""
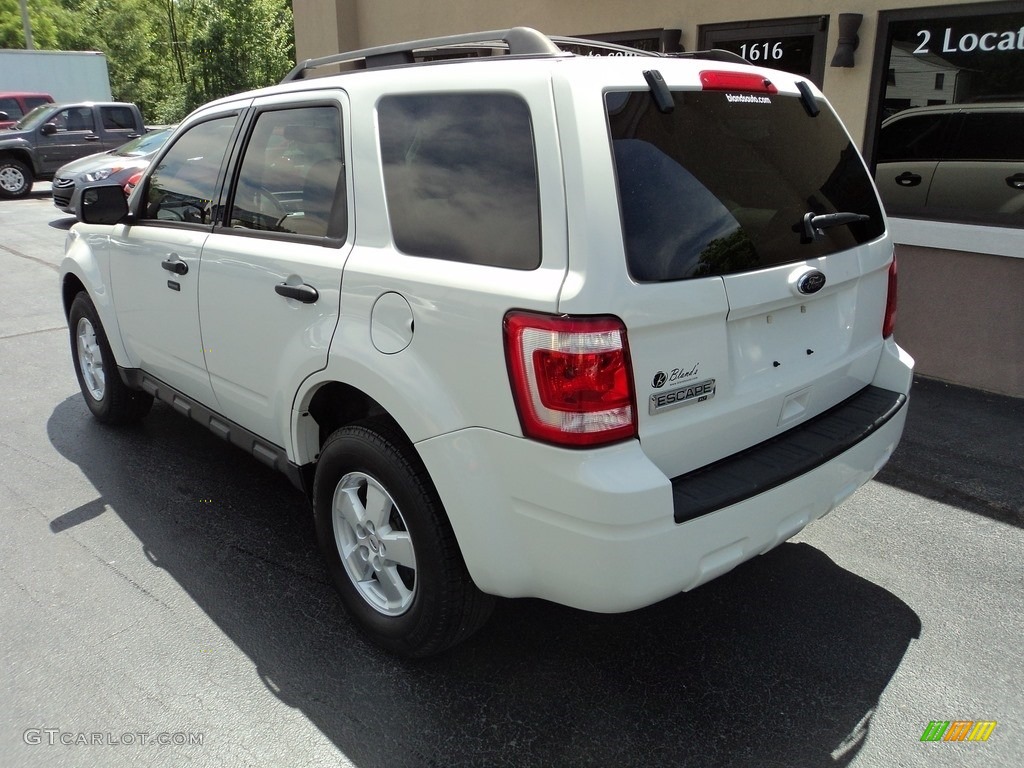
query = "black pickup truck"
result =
(0, 101, 144, 199)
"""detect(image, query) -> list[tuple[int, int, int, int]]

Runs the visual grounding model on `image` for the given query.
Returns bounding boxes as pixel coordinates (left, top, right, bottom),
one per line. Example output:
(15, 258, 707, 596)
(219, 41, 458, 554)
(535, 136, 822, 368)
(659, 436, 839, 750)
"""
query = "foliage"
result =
(2, 0, 295, 123)
(0, 0, 65, 49)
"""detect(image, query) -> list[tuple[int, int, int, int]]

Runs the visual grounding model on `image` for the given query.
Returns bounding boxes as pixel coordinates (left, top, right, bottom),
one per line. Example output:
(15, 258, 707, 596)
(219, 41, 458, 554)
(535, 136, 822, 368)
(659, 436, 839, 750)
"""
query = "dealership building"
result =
(295, 0, 1023, 397)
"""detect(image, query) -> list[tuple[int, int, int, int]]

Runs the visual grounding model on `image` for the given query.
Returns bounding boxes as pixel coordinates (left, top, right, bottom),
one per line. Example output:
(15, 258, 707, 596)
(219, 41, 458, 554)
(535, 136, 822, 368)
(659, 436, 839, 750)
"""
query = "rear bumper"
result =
(416, 341, 913, 612)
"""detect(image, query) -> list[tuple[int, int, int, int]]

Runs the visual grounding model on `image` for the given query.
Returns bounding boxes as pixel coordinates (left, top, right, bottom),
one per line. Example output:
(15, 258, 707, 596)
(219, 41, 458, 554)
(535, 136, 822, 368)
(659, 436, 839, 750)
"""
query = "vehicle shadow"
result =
(875, 376, 1024, 529)
(47, 395, 921, 768)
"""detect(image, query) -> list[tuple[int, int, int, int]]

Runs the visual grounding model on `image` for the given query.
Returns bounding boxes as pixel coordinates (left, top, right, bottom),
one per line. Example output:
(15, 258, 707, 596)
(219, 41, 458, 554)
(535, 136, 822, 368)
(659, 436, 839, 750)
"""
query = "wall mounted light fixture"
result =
(830, 13, 863, 67)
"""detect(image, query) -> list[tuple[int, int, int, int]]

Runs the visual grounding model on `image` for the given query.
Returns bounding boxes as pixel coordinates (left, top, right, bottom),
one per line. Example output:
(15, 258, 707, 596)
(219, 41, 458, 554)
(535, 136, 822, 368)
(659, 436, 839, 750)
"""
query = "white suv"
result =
(60, 28, 913, 657)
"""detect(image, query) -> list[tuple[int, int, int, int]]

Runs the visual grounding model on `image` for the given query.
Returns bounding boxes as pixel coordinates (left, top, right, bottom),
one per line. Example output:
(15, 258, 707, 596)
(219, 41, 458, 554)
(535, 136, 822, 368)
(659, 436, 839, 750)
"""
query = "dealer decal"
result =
(649, 378, 716, 414)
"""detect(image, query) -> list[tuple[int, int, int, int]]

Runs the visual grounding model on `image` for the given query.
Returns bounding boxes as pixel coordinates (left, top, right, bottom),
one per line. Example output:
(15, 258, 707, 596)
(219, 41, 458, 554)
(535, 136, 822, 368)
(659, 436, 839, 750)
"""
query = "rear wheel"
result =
(0, 158, 32, 198)
(68, 292, 153, 424)
(313, 421, 493, 657)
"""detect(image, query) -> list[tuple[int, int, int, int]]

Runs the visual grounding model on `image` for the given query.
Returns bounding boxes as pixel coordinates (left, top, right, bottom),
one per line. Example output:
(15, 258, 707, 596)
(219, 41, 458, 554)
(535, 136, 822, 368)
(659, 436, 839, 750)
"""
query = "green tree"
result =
(3, 0, 294, 123)
(177, 0, 294, 114)
(0, 0, 67, 49)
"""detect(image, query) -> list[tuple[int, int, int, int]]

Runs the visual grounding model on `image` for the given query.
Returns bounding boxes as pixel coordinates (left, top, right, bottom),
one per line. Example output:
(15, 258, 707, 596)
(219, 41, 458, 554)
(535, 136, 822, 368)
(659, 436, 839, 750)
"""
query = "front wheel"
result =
(68, 292, 153, 424)
(0, 158, 33, 199)
(313, 422, 494, 657)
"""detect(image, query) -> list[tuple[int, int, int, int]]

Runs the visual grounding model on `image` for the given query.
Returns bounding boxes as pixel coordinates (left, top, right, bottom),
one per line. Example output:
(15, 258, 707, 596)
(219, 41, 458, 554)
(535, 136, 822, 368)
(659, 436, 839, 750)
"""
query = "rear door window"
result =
(877, 113, 952, 162)
(945, 112, 1023, 161)
(227, 105, 346, 240)
(606, 90, 884, 282)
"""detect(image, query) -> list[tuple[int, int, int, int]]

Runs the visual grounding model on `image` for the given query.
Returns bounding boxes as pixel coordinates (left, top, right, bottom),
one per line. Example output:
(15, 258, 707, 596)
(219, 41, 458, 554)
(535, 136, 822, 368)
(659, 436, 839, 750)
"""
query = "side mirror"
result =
(40, 122, 58, 136)
(0, 111, 8, 121)
(80, 184, 131, 225)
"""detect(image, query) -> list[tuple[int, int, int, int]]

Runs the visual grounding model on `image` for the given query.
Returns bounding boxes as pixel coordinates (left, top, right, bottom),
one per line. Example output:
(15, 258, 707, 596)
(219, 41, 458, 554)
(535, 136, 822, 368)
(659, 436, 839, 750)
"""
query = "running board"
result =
(119, 367, 310, 494)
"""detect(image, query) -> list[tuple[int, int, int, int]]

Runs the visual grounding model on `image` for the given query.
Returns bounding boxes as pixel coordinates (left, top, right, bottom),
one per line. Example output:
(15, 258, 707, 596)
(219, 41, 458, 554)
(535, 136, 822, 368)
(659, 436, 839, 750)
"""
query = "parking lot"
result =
(1, 185, 1021, 767)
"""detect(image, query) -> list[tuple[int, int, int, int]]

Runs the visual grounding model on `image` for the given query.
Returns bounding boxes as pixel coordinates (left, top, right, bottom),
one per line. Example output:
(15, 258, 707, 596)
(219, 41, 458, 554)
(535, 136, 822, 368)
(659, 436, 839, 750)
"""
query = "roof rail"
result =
(281, 26, 563, 82)
(667, 49, 750, 66)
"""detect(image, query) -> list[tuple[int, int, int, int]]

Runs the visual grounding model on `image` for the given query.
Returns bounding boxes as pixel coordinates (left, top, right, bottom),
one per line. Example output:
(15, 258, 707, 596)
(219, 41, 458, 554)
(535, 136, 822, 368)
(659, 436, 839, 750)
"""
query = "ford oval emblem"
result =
(797, 270, 826, 295)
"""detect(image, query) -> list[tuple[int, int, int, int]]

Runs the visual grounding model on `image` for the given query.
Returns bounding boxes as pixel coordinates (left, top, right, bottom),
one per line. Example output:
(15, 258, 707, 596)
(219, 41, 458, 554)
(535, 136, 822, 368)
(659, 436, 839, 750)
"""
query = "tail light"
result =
(700, 70, 778, 94)
(883, 257, 898, 338)
(123, 171, 143, 197)
(504, 311, 637, 447)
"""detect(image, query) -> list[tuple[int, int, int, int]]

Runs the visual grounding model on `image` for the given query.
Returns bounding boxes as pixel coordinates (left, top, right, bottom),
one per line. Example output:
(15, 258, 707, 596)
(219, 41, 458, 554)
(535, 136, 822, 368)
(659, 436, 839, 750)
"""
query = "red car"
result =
(0, 91, 54, 129)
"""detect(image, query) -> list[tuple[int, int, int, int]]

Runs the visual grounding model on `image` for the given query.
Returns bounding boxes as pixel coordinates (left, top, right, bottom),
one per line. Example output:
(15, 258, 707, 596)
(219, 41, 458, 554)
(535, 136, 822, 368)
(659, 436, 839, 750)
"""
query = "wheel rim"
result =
(332, 471, 417, 616)
(0, 166, 26, 193)
(76, 316, 105, 401)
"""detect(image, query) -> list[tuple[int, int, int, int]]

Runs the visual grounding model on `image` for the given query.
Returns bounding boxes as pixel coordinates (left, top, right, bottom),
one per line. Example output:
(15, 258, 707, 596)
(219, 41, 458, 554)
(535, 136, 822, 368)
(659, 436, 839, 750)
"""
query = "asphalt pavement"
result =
(0, 185, 1021, 767)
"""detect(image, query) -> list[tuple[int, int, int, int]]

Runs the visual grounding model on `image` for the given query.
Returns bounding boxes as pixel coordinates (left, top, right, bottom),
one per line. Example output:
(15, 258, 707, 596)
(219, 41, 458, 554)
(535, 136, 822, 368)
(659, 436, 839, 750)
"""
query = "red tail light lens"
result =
(700, 70, 778, 94)
(883, 257, 898, 338)
(504, 311, 637, 447)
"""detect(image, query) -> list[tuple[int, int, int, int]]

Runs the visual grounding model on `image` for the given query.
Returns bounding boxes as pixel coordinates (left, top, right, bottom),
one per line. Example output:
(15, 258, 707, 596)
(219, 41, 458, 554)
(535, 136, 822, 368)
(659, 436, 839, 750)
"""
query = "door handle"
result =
(1006, 173, 1024, 190)
(275, 282, 319, 303)
(84, 134, 100, 141)
(895, 171, 922, 187)
(161, 255, 188, 275)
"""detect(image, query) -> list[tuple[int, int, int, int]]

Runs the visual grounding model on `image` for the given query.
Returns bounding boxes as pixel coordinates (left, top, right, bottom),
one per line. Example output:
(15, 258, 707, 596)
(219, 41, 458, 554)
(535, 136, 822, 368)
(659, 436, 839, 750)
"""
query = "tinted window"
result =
(57, 107, 95, 133)
(228, 105, 346, 239)
(877, 114, 950, 161)
(946, 112, 1023, 161)
(607, 90, 884, 282)
(144, 116, 236, 225)
(871, 6, 1024, 228)
(378, 93, 541, 269)
(0, 98, 24, 119)
(101, 106, 136, 130)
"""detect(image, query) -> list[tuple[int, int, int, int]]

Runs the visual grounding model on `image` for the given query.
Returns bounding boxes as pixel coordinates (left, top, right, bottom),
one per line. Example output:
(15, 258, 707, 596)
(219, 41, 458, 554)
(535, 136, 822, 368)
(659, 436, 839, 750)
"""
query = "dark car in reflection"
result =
(52, 127, 173, 215)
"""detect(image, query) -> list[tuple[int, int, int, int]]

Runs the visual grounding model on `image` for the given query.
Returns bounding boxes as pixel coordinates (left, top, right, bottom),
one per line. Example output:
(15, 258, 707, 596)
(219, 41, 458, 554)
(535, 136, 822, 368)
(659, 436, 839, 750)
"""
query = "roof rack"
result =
(281, 26, 564, 82)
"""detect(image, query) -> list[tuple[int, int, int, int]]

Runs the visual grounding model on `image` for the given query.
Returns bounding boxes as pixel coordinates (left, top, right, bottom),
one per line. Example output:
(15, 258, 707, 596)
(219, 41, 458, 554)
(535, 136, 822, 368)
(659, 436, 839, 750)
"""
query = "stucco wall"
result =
(292, 0, 1023, 397)
(294, 0, 986, 142)
(894, 245, 1023, 397)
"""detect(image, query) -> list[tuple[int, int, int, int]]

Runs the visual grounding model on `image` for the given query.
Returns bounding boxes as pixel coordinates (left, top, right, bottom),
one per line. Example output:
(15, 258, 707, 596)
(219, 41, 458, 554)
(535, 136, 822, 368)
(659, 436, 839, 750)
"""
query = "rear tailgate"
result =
(598, 64, 893, 483)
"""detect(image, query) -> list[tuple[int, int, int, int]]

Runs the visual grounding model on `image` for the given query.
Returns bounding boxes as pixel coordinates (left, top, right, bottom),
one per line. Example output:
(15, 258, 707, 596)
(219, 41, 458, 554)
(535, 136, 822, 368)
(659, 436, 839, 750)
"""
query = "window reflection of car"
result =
(874, 102, 1024, 224)
(53, 127, 174, 216)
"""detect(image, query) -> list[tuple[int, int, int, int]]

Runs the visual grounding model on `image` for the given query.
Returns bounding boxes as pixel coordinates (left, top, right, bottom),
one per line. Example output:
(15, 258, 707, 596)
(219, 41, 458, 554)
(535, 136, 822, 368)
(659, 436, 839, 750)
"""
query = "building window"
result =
(867, 2, 1024, 228)
(699, 17, 829, 87)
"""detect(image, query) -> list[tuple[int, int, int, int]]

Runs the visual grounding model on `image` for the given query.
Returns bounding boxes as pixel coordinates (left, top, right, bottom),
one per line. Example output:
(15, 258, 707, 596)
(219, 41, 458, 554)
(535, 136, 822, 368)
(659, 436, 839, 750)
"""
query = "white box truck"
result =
(0, 50, 112, 103)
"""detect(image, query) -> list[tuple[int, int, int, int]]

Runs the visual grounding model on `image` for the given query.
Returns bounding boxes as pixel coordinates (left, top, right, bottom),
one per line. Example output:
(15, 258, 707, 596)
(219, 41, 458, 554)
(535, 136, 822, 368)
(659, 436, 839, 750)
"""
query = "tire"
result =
(313, 421, 494, 657)
(68, 292, 153, 424)
(0, 158, 33, 199)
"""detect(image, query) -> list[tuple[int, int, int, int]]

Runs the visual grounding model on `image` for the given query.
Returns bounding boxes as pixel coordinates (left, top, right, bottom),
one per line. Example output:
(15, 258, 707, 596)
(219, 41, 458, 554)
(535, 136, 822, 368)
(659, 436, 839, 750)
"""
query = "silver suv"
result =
(875, 101, 1024, 224)
(61, 28, 913, 656)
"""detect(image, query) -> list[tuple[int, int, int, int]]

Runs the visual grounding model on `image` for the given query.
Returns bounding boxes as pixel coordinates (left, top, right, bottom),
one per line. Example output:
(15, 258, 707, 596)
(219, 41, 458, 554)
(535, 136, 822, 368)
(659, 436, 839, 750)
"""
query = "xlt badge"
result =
(649, 378, 716, 414)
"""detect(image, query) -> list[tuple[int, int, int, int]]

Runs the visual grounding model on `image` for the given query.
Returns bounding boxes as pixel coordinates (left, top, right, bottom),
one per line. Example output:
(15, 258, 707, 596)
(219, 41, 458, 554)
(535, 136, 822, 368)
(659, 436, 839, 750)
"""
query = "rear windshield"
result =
(606, 90, 884, 282)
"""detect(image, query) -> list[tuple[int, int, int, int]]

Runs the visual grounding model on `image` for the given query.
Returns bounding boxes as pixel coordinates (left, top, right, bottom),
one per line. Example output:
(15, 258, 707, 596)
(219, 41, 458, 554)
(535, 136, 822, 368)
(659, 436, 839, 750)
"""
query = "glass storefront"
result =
(869, 2, 1024, 227)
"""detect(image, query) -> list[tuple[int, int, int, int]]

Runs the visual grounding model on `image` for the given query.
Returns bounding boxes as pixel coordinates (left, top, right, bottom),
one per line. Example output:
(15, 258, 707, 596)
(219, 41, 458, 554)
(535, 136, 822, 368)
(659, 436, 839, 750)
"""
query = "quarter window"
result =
(378, 92, 541, 269)
(143, 116, 237, 225)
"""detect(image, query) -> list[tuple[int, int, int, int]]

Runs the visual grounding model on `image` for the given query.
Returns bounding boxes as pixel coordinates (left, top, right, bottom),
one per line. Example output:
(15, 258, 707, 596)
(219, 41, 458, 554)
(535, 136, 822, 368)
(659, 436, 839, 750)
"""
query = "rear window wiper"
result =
(800, 211, 870, 243)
